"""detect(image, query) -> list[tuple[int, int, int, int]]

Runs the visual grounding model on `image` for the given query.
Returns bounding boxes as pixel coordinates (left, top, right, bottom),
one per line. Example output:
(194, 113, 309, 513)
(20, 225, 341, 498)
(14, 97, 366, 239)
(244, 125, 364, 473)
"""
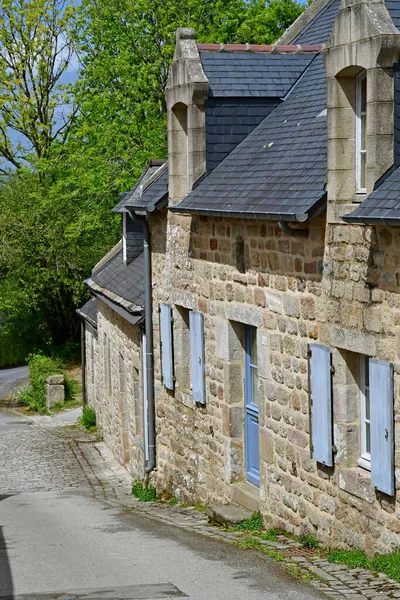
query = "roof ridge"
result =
(197, 43, 324, 54)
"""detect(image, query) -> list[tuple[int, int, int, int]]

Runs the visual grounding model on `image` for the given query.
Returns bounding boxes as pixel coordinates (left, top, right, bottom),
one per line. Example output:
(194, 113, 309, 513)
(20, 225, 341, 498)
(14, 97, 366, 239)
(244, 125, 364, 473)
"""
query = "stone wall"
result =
(149, 206, 400, 552)
(86, 300, 144, 480)
(150, 210, 324, 506)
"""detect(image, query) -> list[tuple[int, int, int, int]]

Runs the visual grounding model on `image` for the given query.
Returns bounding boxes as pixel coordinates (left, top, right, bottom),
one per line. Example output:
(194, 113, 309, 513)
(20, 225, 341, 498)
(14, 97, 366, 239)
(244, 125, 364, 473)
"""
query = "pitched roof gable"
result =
(85, 248, 144, 314)
(122, 162, 168, 213)
(76, 297, 98, 329)
(172, 52, 327, 221)
(113, 161, 166, 213)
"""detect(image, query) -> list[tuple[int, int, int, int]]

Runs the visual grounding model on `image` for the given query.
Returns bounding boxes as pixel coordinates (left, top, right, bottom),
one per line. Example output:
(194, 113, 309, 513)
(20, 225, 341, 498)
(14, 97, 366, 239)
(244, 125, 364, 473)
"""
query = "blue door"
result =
(245, 325, 260, 486)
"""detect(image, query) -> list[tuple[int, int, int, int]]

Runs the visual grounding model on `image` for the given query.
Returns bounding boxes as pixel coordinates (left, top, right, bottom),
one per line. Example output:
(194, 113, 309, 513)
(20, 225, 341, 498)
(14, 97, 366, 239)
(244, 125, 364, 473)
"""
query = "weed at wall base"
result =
(80, 405, 96, 430)
(131, 480, 157, 502)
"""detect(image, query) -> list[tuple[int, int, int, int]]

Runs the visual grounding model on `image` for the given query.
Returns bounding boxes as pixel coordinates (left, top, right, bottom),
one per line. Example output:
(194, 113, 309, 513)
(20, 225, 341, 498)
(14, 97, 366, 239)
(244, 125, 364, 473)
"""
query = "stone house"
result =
(79, 0, 400, 552)
(78, 161, 167, 478)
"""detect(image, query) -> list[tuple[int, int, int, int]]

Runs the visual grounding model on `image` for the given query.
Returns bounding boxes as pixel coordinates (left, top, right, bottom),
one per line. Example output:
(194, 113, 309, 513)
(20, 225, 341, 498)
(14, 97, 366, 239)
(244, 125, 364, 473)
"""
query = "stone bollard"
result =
(46, 375, 65, 410)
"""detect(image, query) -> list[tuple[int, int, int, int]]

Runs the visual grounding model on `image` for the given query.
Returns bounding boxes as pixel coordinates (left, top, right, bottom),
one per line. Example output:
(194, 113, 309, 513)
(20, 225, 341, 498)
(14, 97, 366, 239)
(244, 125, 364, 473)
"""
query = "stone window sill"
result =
(177, 389, 196, 410)
(338, 467, 374, 504)
(357, 456, 371, 472)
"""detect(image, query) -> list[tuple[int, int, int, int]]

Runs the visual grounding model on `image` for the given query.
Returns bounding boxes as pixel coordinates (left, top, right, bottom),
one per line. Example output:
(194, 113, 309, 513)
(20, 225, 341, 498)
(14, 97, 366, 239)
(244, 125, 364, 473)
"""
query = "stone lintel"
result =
(331, 327, 377, 356)
(225, 304, 263, 327)
(171, 291, 197, 310)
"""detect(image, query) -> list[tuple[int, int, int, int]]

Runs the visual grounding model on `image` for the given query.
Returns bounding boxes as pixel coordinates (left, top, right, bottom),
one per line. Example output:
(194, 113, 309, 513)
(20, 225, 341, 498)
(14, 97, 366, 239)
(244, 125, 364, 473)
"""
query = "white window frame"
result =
(122, 212, 127, 263)
(359, 354, 371, 471)
(356, 71, 367, 194)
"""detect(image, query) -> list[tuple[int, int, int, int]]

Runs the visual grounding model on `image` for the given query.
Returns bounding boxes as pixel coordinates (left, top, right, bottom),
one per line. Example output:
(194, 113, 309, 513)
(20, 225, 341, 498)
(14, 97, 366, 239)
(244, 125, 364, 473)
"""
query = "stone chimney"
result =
(165, 28, 209, 206)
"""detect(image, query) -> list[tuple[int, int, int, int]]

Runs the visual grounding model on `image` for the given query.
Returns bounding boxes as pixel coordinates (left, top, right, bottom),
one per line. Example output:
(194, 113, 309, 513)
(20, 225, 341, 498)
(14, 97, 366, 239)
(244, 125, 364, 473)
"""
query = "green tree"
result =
(0, 0, 305, 366)
(0, 0, 76, 171)
(70, 0, 305, 189)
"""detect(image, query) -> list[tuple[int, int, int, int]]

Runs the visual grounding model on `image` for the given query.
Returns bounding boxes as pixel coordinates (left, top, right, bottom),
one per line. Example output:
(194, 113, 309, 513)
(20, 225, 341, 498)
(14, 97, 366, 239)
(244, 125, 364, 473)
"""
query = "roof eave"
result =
(169, 204, 310, 222)
(342, 214, 400, 226)
(84, 278, 144, 315)
(125, 192, 168, 214)
(76, 308, 98, 330)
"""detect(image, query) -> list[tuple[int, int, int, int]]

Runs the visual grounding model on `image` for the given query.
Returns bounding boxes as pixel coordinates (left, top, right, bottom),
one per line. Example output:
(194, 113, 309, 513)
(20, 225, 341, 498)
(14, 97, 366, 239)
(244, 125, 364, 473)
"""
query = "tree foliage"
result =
(0, 0, 76, 171)
(0, 0, 305, 366)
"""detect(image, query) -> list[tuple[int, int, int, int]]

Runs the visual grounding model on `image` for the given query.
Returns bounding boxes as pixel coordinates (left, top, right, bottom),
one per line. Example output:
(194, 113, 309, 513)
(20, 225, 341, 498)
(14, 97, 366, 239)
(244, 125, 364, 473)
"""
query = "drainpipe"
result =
(81, 321, 87, 406)
(129, 211, 155, 474)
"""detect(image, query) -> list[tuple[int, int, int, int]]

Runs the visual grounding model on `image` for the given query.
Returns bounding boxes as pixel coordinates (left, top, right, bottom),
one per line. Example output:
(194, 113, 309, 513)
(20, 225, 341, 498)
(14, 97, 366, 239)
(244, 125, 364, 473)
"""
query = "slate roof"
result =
(122, 164, 168, 213)
(292, 0, 399, 45)
(293, 0, 341, 44)
(76, 297, 98, 329)
(113, 161, 167, 213)
(385, 0, 400, 29)
(199, 49, 317, 98)
(343, 167, 400, 225)
(173, 52, 328, 221)
(85, 248, 144, 314)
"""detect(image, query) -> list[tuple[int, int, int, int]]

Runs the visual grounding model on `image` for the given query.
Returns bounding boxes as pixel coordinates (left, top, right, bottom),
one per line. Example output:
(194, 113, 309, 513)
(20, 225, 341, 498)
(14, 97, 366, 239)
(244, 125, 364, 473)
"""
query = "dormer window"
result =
(356, 70, 367, 193)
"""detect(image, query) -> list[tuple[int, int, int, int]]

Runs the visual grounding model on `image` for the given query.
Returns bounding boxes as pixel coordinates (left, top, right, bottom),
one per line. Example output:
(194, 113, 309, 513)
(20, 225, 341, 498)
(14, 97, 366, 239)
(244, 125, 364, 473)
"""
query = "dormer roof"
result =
(85, 244, 144, 324)
(113, 160, 166, 213)
(199, 45, 319, 98)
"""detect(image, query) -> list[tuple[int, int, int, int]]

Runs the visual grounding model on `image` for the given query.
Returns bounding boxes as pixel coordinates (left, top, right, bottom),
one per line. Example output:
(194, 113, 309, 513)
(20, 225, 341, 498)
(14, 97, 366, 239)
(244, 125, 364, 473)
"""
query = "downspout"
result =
(81, 321, 87, 406)
(129, 211, 155, 474)
(278, 221, 309, 237)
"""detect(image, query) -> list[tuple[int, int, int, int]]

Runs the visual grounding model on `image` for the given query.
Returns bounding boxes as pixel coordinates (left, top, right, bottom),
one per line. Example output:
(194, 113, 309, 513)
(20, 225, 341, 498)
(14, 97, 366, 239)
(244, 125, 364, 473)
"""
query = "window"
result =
(359, 355, 371, 471)
(245, 326, 258, 407)
(356, 71, 367, 193)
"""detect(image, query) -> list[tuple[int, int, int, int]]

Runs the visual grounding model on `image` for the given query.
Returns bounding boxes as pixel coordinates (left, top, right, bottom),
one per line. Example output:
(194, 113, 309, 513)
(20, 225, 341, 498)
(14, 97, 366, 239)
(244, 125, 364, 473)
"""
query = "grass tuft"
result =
(299, 533, 319, 550)
(253, 528, 281, 541)
(131, 480, 157, 502)
(80, 405, 97, 430)
(167, 497, 179, 506)
(234, 511, 264, 532)
(371, 552, 400, 581)
(328, 550, 369, 569)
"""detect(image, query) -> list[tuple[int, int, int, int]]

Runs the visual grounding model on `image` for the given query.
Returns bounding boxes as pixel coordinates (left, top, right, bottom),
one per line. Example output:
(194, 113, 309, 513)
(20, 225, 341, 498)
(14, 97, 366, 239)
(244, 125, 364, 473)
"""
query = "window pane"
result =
(361, 114, 366, 150)
(251, 366, 259, 406)
(365, 356, 369, 387)
(366, 422, 371, 454)
(361, 75, 367, 113)
(249, 326, 257, 365)
(360, 153, 366, 189)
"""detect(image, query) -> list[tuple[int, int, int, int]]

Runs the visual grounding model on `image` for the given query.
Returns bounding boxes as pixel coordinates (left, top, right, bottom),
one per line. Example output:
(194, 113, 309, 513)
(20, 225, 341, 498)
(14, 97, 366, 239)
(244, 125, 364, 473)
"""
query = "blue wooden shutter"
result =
(370, 359, 394, 496)
(190, 311, 206, 404)
(160, 304, 174, 390)
(310, 344, 333, 466)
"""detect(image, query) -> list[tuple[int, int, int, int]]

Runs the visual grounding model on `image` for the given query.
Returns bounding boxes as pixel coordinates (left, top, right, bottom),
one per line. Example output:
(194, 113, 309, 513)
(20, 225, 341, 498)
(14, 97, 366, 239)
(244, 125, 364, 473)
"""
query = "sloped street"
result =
(0, 408, 328, 600)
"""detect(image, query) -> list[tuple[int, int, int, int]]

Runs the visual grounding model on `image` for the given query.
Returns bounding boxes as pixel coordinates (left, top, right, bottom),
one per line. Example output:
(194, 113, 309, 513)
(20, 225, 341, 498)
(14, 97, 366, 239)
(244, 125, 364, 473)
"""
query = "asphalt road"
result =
(0, 366, 29, 400)
(0, 412, 326, 600)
